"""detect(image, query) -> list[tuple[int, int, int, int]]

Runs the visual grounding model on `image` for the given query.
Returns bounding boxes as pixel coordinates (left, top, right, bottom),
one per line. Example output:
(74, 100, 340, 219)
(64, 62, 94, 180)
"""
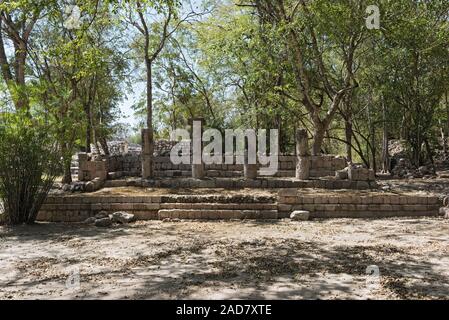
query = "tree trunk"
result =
(312, 124, 325, 156)
(440, 121, 446, 156)
(86, 106, 92, 153)
(381, 101, 390, 173)
(61, 143, 72, 184)
(99, 136, 110, 156)
(0, 26, 13, 86)
(370, 123, 377, 174)
(345, 120, 353, 163)
(142, 57, 154, 179)
(445, 92, 449, 159)
(424, 138, 435, 169)
(13, 43, 29, 110)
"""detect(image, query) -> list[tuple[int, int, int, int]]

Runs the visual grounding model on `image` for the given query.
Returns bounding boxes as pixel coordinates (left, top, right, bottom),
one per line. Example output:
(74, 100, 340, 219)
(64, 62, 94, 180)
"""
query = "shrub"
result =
(0, 113, 60, 225)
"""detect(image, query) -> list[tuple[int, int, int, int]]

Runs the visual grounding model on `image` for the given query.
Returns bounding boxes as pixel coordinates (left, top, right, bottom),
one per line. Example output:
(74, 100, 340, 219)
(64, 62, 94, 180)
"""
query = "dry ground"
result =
(1, 218, 448, 300)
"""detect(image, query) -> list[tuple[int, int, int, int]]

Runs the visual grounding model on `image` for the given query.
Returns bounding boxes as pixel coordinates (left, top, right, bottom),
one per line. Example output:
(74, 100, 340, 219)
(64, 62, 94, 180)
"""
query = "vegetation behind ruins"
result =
(0, 0, 448, 179)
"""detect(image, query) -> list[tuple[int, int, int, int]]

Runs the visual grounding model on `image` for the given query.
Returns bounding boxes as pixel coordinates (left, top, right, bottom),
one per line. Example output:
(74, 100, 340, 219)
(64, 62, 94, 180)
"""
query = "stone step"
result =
(159, 203, 278, 210)
(206, 170, 242, 177)
(160, 195, 277, 204)
(158, 209, 278, 220)
(102, 177, 377, 190)
(310, 210, 440, 219)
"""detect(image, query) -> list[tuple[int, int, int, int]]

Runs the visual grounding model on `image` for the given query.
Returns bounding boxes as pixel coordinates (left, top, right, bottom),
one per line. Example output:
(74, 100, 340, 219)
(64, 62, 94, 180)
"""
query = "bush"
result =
(0, 113, 60, 225)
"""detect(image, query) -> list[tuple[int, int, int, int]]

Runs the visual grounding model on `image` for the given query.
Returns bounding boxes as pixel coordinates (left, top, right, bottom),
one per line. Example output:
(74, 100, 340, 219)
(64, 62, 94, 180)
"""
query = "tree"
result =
(0, 0, 53, 110)
(28, 1, 128, 182)
(124, 0, 182, 178)
(0, 112, 60, 225)
(245, 0, 360, 155)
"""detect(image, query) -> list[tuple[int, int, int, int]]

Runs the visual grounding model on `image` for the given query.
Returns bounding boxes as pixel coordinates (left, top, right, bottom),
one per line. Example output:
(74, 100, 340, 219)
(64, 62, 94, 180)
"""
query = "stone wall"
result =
(105, 177, 377, 190)
(107, 154, 141, 176)
(37, 191, 443, 222)
(105, 154, 347, 179)
(77, 153, 107, 181)
(38, 194, 278, 222)
(278, 189, 441, 218)
(74, 136, 347, 180)
(277, 155, 346, 177)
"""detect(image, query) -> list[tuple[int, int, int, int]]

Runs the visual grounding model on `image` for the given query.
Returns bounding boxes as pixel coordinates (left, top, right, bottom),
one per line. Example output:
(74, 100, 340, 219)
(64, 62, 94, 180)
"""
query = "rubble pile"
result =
(389, 140, 437, 179)
(391, 158, 436, 179)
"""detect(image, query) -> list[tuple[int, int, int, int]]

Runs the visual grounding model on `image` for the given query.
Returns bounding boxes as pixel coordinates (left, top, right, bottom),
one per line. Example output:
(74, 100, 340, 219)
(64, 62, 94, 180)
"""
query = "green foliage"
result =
(1, 0, 448, 173)
(0, 112, 60, 225)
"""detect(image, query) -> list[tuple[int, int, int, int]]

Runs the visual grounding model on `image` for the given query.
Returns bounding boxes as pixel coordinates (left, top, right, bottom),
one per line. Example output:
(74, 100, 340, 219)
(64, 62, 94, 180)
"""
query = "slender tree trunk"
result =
(424, 138, 434, 169)
(312, 123, 326, 156)
(85, 105, 92, 153)
(142, 56, 154, 178)
(440, 121, 446, 156)
(444, 92, 449, 159)
(99, 136, 110, 156)
(345, 120, 353, 163)
(381, 100, 390, 173)
(61, 143, 72, 184)
(0, 25, 13, 86)
(62, 162, 72, 184)
(370, 119, 377, 173)
(13, 43, 29, 110)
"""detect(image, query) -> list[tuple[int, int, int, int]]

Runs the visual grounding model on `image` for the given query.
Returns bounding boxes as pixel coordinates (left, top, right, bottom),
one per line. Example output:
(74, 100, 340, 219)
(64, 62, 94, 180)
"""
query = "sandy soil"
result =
(378, 178, 449, 198)
(1, 218, 448, 300)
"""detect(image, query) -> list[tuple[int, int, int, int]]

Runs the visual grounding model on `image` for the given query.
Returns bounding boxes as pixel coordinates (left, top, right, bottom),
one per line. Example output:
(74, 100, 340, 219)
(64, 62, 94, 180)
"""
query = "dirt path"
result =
(1, 218, 448, 300)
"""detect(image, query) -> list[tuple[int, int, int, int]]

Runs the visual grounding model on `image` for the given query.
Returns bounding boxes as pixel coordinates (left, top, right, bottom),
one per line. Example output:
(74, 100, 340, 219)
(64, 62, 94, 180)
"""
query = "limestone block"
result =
(244, 164, 258, 180)
(279, 189, 298, 197)
(278, 204, 292, 212)
(372, 196, 385, 204)
(380, 204, 393, 211)
(95, 217, 113, 228)
(290, 210, 310, 221)
(356, 181, 370, 189)
(85, 181, 95, 192)
(439, 207, 449, 218)
(348, 166, 375, 182)
(336, 168, 349, 180)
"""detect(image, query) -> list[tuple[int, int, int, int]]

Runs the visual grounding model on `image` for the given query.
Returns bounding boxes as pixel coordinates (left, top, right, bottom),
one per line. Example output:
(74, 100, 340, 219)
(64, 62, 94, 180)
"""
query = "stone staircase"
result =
(157, 195, 278, 220)
(39, 190, 442, 222)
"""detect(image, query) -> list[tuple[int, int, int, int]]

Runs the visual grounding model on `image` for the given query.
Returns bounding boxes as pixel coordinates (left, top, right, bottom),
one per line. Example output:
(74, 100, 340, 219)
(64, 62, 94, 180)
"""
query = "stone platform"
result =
(277, 189, 441, 219)
(103, 177, 378, 190)
(38, 188, 443, 222)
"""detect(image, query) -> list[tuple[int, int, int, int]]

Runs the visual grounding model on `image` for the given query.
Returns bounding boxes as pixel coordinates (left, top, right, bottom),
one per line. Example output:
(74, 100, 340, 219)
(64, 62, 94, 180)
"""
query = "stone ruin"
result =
(440, 197, 449, 219)
(69, 123, 378, 193)
(38, 125, 449, 224)
(90, 140, 141, 155)
(43, 126, 449, 223)
(388, 140, 438, 179)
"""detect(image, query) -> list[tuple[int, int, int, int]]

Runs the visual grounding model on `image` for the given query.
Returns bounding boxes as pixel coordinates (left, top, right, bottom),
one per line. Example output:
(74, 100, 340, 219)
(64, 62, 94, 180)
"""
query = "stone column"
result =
(141, 128, 153, 179)
(295, 129, 310, 180)
(122, 141, 129, 154)
(78, 153, 88, 181)
(244, 151, 258, 179)
(191, 118, 205, 179)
